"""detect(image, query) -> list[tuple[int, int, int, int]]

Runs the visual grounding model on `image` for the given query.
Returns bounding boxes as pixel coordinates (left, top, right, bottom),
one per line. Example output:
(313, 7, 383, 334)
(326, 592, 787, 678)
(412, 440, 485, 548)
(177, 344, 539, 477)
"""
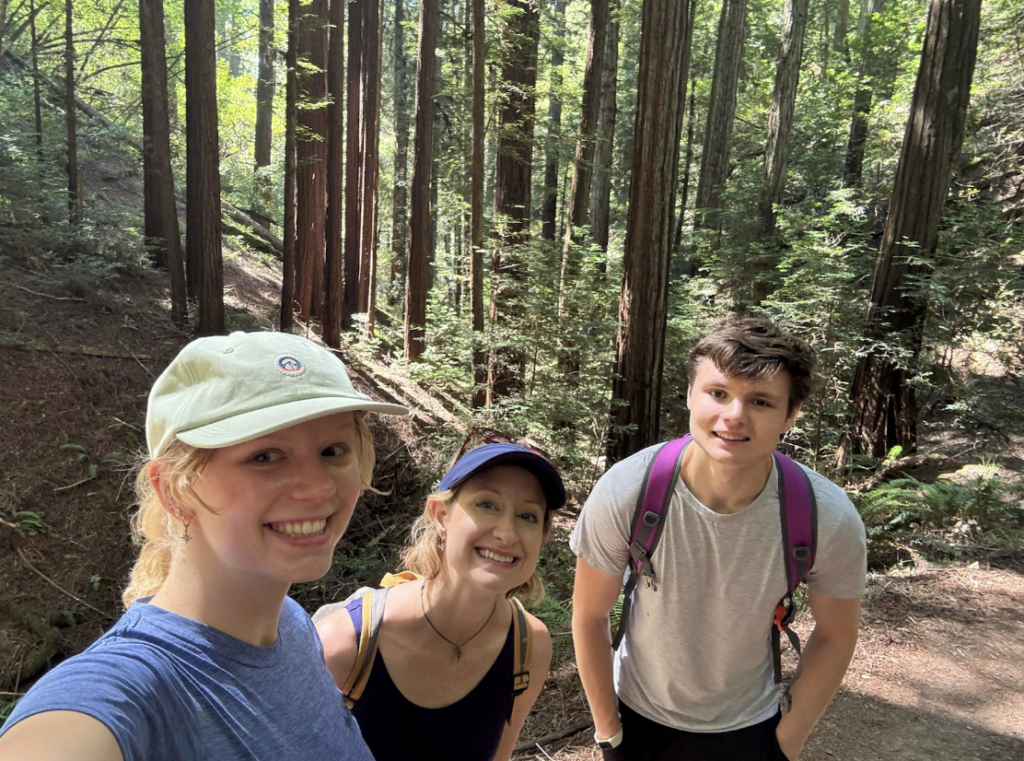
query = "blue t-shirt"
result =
(0, 597, 374, 761)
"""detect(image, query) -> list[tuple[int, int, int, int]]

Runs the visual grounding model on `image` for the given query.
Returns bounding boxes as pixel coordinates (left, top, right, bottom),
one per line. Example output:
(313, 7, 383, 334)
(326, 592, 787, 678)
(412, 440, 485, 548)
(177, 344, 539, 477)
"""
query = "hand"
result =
(773, 728, 799, 761)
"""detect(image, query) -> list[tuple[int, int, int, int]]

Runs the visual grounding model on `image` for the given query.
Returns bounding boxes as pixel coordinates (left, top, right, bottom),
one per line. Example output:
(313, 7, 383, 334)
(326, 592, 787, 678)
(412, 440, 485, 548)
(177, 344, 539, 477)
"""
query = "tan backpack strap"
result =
(342, 588, 389, 709)
(508, 597, 531, 722)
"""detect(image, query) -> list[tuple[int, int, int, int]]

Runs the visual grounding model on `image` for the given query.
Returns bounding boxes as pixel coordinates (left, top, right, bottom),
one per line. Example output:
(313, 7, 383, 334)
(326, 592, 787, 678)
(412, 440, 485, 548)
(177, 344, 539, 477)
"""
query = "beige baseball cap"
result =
(146, 331, 408, 458)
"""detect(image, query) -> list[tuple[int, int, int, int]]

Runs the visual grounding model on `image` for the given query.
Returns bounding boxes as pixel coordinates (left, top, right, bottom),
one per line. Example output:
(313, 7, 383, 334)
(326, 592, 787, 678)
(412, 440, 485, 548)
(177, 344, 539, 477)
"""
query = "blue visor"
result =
(437, 443, 566, 510)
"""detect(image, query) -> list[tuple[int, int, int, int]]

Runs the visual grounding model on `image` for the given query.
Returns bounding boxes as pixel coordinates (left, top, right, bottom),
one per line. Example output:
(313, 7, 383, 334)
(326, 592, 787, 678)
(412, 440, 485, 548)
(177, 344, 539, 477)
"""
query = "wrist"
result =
(595, 727, 623, 749)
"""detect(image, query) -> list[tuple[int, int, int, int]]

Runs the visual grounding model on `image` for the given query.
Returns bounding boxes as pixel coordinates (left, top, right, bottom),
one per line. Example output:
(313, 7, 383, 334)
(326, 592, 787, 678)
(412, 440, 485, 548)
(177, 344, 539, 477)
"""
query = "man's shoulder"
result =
(795, 463, 857, 514)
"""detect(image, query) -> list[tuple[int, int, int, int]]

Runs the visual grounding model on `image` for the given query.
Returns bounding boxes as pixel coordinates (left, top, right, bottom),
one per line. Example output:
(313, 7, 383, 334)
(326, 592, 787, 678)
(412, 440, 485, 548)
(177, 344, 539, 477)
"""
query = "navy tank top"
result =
(345, 595, 514, 761)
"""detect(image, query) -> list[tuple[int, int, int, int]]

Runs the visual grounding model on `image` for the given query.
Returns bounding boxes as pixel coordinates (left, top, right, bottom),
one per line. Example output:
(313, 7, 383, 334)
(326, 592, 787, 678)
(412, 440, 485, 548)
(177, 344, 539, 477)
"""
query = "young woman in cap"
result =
(0, 331, 407, 761)
(315, 431, 566, 761)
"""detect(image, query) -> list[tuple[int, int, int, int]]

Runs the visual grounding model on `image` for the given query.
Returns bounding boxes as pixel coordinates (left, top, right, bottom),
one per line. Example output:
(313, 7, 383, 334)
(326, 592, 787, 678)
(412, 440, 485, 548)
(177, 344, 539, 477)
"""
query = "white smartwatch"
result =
(595, 727, 624, 749)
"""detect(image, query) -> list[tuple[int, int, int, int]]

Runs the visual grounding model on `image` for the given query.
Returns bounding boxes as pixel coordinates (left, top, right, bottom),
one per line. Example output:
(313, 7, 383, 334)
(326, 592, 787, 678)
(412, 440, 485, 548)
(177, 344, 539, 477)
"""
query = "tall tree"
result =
(295, 0, 328, 322)
(253, 0, 275, 213)
(404, 0, 437, 361)
(608, 0, 691, 461)
(323, 0, 345, 347)
(843, 0, 980, 459)
(343, 0, 363, 329)
(589, 0, 619, 253)
(540, 0, 566, 242)
(470, 0, 487, 407)
(560, 0, 608, 287)
(752, 0, 811, 303)
(140, 0, 186, 326)
(64, 0, 81, 223)
(29, 0, 42, 152)
(390, 0, 411, 300)
(359, 0, 383, 333)
(695, 0, 749, 231)
(281, 0, 299, 332)
(843, 0, 887, 186)
(184, 0, 224, 334)
(488, 0, 540, 402)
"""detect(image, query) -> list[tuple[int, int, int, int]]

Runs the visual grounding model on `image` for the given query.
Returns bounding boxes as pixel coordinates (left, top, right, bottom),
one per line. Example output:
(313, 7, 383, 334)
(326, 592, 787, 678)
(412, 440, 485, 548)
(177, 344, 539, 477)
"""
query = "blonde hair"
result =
(122, 413, 377, 607)
(401, 487, 553, 607)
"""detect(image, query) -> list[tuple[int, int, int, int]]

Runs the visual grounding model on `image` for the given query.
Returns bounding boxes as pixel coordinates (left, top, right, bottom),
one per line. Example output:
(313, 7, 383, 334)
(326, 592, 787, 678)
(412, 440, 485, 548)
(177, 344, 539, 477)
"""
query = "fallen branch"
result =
(222, 200, 283, 255)
(0, 281, 87, 302)
(514, 719, 593, 753)
(8, 345, 152, 360)
(16, 546, 116, 621)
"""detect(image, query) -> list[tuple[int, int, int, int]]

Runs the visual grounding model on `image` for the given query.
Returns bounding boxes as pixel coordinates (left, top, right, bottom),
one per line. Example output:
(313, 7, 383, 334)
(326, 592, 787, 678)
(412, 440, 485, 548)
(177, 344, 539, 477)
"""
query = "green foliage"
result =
(854, 471, 1024, 552)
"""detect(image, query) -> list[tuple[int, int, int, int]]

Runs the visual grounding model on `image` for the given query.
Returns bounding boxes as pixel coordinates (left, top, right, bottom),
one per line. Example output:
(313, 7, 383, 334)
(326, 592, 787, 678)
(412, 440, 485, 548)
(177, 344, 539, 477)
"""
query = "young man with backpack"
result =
(571, 317, 867, 760)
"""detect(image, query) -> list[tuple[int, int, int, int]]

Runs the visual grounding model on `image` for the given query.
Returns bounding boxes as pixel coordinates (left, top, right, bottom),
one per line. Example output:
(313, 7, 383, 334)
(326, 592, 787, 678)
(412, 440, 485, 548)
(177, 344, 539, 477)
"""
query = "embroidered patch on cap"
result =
(275, 354, 306, 377)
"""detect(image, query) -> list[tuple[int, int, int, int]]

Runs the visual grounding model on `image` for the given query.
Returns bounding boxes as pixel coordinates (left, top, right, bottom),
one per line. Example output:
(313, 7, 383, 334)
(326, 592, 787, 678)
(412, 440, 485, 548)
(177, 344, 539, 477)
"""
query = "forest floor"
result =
(1, 154, 1023, 760)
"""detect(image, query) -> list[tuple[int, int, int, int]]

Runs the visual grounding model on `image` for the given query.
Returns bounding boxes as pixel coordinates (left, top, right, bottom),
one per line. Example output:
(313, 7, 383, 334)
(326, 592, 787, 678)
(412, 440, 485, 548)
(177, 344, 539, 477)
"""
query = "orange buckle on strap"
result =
(773, 603, 787, 631)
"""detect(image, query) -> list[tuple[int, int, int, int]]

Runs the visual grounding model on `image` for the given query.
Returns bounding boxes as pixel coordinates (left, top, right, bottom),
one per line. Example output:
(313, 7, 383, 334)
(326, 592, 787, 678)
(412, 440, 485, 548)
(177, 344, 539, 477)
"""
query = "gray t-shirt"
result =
(571, 443, 867, 733)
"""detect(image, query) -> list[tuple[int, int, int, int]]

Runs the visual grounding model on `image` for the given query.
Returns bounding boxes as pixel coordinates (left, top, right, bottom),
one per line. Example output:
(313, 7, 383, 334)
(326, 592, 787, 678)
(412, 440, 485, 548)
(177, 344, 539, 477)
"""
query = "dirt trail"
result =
(516, 567, 1024, 761)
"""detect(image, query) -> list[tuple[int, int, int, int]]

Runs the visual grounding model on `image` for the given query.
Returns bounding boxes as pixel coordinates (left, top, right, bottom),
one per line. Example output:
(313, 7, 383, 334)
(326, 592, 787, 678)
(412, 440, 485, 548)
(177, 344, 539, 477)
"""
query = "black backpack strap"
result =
(611, 437, 689, 650)
(508, 597, 532, 723)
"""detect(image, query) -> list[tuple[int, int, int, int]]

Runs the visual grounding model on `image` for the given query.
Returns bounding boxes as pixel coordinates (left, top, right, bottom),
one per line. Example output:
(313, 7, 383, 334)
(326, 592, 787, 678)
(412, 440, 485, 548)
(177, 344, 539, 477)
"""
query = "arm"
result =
(491, 612, 553, 761)
(775, 593, 861, 760)
(571, 557, 625, 741)
(315, 608, 359, 690)
(0, 711, 124, 761)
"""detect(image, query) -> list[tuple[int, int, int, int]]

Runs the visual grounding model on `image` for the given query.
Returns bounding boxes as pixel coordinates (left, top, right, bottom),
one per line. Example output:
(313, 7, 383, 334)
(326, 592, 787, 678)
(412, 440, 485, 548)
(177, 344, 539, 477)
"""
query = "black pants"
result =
(601, 700, 789, 761)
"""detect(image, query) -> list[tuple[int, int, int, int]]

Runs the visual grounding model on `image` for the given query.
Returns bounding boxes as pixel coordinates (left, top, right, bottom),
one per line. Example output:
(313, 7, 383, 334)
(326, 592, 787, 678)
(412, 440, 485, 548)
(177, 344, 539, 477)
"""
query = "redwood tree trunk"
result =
(184, 0, 224, 334)
(390, 0, 411, 301)
(608, 0, 691, 462)
(560, 0, 608, 287)
(488, 0, 540, 403)
(843, 0, 887, 186)
(30, 0, 42, 151)
(589, 0, 619, 253)
(323, 0, 345, 347)
(253, 0, 275, 213)
(65, 0, 81, 223)
(359, 0, 383, 334)
(281, 0, 299, 331)
(470, 0, 486, 406)
(752, 0, 810, 303)
(404, 0, 437, 361)
(140, 0, 186, 326)
(343, 0, 364, 329)
(843, 0, 980, 460)
(540, 0, 566, 242)
(695, 0, 748, 230)
(295, 0, 328, 322)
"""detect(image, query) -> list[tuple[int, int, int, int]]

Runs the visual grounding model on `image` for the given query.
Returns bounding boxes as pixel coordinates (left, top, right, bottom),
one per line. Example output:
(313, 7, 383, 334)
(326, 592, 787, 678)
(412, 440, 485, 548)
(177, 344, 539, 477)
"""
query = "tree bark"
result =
(390, 0, 411, 302)
(359, 0, 383, 334)
(140, 0, 186, 326)
(184, 0, 224, 335)
(343, 0, 363, 330)
(404, 0, 437, 362)
(323, 0, 345, 347)
(608, 0, 691, 462)
(488, 0, 540, 403)
(281, 0, 299, 332)
(253, 0, 275, 213)
(560, 0, 608, 292)
(29, 0, 42, 152)
(589, 0, 619, 253)
(540, 0, 566, 242)
(843, 0, 980, 460)
(295, 0, 328, 322)
(470, 0, 487, 407)
(843, 0, 887, 186)
(65, 0, 81, 223)
(752, 0, 810, 304)
(695, 0, 748, 231)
